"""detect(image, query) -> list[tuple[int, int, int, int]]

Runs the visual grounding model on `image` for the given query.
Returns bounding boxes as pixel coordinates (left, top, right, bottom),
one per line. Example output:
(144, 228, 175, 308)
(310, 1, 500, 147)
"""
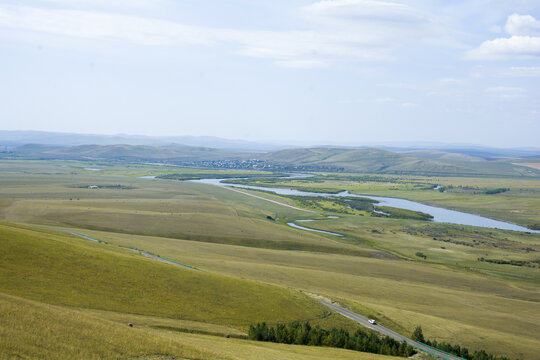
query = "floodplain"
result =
(1, 159, 539, 359)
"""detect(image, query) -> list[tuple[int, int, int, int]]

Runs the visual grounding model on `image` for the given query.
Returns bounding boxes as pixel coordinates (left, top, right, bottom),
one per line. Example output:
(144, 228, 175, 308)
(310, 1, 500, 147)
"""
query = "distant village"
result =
(167, 159, 345, 172)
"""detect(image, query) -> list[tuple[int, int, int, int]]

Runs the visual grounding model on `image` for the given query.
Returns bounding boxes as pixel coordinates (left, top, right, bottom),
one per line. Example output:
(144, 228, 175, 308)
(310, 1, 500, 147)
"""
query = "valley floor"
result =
(1, 160, 539, 359)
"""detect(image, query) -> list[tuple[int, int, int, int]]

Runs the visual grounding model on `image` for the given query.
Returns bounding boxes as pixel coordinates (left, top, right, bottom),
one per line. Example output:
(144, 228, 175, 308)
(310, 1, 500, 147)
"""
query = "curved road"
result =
(315, 298, 465, 360)
(37, 228, 462, 359)
(38, 226, 198, 271)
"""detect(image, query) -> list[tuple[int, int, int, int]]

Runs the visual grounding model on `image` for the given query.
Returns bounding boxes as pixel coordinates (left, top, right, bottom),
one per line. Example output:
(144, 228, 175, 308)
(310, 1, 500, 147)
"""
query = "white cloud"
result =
(0, 3, 429, 67)
(467, 35, 540, 60)
(400, 102, 418, 108)
(0, 1, 449, 67)
(39, 0, 166, 8)
(300, 0, 441, 48)
(273, 59, 328, 69)
(486, 86, 527, 100)
(469, 65, 540, 78)
(504, 13, 540, 36)
(504, 66, 540, 77)
(0, 6, 212, 46)
(437, 77, 468, 86)
(303, 0, 432, 24)
(467, 13, 540, 60)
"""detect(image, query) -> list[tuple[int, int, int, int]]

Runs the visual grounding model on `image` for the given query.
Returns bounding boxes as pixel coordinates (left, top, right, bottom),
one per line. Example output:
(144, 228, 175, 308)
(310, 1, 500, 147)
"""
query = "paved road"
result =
(40, 226, 461, 359)
(316, 298, 465, 360)
(136, 250, 199, 271)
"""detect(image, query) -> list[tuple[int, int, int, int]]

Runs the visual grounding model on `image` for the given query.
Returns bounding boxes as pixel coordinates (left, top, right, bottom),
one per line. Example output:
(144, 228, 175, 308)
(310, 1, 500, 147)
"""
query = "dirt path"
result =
(224, 186, 317, 213)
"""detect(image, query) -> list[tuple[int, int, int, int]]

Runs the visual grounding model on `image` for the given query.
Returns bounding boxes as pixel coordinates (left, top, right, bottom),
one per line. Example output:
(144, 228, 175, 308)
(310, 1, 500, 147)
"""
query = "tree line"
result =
(412, 326, 512, 360)
(478, 257, 539, 267)
(248, 321, 416, 357)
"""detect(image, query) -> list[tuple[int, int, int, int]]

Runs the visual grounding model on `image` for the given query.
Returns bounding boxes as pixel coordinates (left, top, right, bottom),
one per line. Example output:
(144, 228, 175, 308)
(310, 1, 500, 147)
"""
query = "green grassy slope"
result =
(262, 147, 540, 176)
(0, 292, 218, 360)
(0, 293, 399, 360)
(0, 222, 328, 328)
(88, 228, 540, 360)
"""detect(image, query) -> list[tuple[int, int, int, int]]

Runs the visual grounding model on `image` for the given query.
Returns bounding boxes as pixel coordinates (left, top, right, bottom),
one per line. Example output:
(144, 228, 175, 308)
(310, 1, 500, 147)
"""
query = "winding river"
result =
(190, 177, 540, 234)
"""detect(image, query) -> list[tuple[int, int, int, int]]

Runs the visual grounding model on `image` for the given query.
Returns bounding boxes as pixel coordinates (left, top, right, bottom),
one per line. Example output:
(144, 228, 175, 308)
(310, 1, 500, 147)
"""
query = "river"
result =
(191, 178, 539, 234)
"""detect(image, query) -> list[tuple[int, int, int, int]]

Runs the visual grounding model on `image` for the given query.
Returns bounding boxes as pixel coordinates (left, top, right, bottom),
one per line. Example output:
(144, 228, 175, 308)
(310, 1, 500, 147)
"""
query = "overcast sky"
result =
(1, 0, 539, 147)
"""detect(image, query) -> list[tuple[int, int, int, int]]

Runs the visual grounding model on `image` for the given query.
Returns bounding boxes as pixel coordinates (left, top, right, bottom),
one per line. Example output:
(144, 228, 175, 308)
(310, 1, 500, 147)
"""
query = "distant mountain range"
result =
(1, 131, 539, 158)
(8, 143, 245, 162)
(3, 142, 540, 177)
(0, 130, 287, 152)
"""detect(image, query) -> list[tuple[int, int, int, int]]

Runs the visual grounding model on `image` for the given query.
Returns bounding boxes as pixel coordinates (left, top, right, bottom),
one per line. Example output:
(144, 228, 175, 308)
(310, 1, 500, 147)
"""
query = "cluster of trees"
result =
(412, 327, 511, 360)
(478, 257, 539, 268)
(374, 206, 433, 221)
(484, 188, 509, 195)
(287, 196, 375, 214)
(415, 252, 427, 259)
(433, 237, 476, 247)
(248, 321, 416, 357)
(528, 223, 540, 230)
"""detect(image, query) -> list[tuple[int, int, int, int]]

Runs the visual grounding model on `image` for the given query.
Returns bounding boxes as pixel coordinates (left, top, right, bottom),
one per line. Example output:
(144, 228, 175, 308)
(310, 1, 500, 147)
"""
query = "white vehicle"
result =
(368, 319, 377, 325)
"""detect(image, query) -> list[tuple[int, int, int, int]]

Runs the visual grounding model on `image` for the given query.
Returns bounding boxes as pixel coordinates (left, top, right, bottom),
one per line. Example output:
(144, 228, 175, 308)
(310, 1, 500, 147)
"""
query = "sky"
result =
(1, 0, 539, 148)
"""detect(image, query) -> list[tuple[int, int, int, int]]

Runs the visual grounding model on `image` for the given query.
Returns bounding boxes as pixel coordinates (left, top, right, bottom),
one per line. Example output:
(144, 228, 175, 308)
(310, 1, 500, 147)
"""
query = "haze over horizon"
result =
(3, 129, 540, 152)
(1, 0, 539, 147)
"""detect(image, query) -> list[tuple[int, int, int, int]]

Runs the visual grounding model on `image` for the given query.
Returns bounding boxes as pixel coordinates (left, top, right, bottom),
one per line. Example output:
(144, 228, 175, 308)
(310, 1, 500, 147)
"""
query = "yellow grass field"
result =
(1, 160, 539, 359)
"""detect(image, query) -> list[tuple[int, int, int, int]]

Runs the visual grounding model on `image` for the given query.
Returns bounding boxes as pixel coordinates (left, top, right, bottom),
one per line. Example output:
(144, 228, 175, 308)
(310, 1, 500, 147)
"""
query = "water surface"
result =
(192, 178, 539, 233)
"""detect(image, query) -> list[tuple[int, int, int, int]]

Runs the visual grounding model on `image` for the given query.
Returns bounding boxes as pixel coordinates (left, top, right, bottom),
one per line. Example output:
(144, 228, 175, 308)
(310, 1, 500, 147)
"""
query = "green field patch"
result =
(0, 223, 329, 328)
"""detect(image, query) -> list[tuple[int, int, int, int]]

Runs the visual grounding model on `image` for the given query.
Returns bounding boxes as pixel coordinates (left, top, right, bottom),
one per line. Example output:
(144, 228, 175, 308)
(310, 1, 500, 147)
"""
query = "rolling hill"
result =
(261, 147, 540, 176)
(8, 143, 246, 162)
(4, 143, 540, 176)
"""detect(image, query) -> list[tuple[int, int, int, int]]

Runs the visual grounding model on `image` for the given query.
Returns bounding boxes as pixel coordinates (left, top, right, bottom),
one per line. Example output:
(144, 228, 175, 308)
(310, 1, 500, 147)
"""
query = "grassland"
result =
(0, 222, 334, 328)
(0, 292, 217, 360)
(78, 227, 540, 359)
(1, 159, 539, 359)
(2, 292, 398, 360)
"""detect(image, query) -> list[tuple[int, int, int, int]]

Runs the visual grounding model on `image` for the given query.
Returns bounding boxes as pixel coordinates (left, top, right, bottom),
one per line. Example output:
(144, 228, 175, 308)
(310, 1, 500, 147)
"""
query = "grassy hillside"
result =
(6, 143, 540, 176)
(9, 143, 246, 162)
(0, 292, 217, 360)
(90, 227, 540, 360)
(399, 149, 486, 161)
(0, 294, 399, 360)
(0, 222, 328, 328)
(2, 159, 539, 359)
(262, 147, 540, 176)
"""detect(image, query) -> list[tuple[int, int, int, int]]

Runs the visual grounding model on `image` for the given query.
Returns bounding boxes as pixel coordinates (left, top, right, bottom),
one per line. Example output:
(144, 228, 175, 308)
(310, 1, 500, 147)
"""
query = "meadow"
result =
(1, 159, 539, 359)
